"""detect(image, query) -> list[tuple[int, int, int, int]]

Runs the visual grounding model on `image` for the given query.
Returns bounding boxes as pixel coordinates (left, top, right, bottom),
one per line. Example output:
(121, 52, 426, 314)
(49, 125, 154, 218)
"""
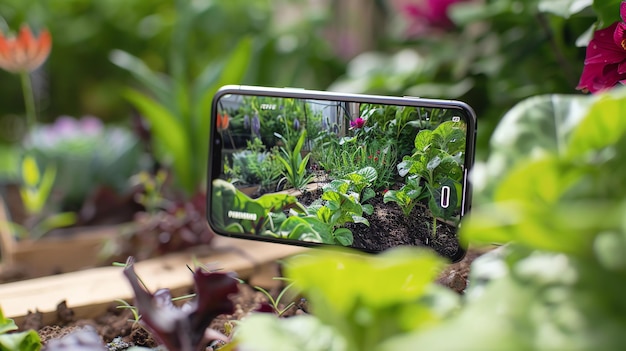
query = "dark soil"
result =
(298, 186, 462, 261)
(24, 284, 280, 349)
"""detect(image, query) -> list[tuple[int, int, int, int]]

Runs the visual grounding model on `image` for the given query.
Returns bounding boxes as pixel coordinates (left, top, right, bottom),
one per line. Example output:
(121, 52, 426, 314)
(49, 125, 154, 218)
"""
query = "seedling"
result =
(253, 278, 298, 317)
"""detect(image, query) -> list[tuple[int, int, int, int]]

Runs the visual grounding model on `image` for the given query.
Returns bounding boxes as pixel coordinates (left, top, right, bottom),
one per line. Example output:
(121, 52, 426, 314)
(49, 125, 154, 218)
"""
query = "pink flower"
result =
(349, 117, 365, 129)
(577, 2, 626, 93)
(392, 0, 469, 36)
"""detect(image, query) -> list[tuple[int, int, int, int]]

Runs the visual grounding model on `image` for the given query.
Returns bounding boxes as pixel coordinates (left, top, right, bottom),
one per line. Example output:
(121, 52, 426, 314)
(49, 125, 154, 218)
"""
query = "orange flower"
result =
(216, 112, 230, 131)
(0, 25, 52, 73)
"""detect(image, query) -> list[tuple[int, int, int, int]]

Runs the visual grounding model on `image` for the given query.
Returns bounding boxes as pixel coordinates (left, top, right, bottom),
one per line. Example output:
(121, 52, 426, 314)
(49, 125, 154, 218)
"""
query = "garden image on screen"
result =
(210, 93, 470, 259)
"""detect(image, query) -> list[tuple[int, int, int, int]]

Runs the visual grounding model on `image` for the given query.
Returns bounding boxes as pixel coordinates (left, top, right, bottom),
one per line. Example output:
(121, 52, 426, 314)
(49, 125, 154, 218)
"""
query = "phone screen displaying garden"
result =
(209, 93, 472, 260)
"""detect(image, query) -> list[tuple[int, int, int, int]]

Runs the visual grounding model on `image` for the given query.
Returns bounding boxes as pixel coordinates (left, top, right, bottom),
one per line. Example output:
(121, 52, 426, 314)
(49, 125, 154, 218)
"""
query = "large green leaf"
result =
(567, 88, 626, 158)
(194, 37, 253, 148)
(285, 248, 446, 351)
(475, 94, 592, 199)
(229, 314, 346, 351)
(109, 50, 174, 112)
(124, 89, 193, 193)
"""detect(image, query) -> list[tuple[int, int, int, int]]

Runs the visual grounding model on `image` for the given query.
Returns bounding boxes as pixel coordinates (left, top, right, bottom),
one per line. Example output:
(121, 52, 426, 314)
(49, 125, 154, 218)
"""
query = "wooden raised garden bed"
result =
(0, 235, 307, 326)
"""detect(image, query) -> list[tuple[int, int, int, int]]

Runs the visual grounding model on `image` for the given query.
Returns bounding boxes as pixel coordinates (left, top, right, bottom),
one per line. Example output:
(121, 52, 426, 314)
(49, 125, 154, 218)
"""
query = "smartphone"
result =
(207, 85, 476, 262)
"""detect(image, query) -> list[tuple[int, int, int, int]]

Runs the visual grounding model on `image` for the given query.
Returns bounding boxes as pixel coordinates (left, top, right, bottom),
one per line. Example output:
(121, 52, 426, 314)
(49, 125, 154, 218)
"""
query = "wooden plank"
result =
(0, 236, 306, 326)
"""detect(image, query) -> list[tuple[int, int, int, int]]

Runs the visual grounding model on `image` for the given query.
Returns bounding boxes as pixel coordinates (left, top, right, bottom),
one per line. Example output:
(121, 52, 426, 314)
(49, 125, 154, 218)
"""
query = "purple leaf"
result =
(123, 257, 238, 351)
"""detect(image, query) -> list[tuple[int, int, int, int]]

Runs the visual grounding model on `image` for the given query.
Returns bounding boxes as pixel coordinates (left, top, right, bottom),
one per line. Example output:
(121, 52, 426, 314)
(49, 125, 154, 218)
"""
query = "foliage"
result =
(383, 174, 426, 217)
(302, 178, 372, 246)
(5, 154, 77, 240)
(342, 166, 378, 212)
(112, 32, 252, 196)
(315, 137, 398, 191)
(123, 256, 238, 351)
(0, 307, 41, 351)
(113, 174, 214, 260)
(225, 95, 323, 149)
(386, 86, 626, 350)
(211, 173, 372, 246)
(275, 129, 314, 191)
(394, 121, 466, 237)
(229, 247, 458, 351)
(210, 179, 305, 236)
(253, 279, 298, 317)
(225, 138, 282, 192)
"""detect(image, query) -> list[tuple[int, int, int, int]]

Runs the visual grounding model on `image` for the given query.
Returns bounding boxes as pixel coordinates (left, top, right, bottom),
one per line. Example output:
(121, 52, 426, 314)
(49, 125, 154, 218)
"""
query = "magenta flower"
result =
(577, 2, 626, 93)
(392, 0, 469, 36)
(350, 117, 365, 129)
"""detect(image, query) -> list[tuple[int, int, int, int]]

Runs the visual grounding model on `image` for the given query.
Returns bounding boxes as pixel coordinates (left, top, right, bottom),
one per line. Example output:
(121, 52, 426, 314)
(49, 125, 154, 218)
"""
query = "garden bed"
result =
(17, 245, 488, 349)
(0, 236, 306, 326)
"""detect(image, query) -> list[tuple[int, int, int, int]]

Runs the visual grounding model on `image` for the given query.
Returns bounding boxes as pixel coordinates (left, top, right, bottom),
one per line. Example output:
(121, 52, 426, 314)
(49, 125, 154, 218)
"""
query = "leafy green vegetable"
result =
(231, 247, 458, 351)
(0, 307, 41, 351)
(395, 120, 465, 237)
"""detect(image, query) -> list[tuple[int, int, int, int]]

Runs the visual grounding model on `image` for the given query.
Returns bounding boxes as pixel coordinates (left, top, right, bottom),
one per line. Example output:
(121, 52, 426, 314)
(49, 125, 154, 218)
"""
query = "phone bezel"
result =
(207, 85, 476, 262)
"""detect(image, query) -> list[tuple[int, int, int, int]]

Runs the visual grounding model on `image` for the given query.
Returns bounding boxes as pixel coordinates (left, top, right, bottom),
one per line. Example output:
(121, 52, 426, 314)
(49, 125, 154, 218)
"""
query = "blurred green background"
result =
(0, 0, 596, 157)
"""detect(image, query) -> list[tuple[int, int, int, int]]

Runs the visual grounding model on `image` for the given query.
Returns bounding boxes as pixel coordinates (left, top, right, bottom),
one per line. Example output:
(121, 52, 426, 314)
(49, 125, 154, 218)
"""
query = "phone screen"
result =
(208, 86, 475, 262)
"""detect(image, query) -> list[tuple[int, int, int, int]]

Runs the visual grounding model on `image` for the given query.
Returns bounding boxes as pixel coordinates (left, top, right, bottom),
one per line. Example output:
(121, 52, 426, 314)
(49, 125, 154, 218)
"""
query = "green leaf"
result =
(109, 50, 173, 110)
(285, 247, 445, 349)
(567, 88, 626, 158)
(355, 166, 377, 184)
(231, 314, 346, 351)
(594, 231, 626, 270)
(333, 228, 353, 246)
(0, 309, 17, 334)
(538, 0, 592, 18)
(0, 330, 41, 351)
(194, 37, 253, 170)
(593, 0, 623, 27)
(477, 94, 592, 199)
(413, 129, 433, 153)
(123, 89, 193, 193)
(21, 155, 40, 187)
(362, 203, 374, 216)
(362, 188, 376, 203)
(30, 212, 77, 240)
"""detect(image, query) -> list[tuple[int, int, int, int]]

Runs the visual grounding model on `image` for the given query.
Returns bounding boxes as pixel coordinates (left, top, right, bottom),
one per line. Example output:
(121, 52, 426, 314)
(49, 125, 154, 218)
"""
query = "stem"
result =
(20, 71, 37, 139)
(432, 215, 437, 238)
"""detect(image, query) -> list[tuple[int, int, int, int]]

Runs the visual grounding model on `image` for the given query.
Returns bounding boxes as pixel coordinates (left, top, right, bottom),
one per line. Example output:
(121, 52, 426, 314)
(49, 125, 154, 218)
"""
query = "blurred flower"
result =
(243, 115, 250, 129)
(217, 112, 230, 131)
(293, 118, 301, 130)
(0, 25, 52, 73)
(349, 117, 365, 129)
(391, 0, 469, 36)
(577, 2, 626, 93)
(252, 113, 261, 137)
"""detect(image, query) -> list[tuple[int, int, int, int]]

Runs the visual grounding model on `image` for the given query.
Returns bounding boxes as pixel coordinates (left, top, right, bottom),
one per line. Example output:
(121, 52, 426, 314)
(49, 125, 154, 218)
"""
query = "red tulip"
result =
(0, 25, 52, 73)
(217, 112, 230, 131)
